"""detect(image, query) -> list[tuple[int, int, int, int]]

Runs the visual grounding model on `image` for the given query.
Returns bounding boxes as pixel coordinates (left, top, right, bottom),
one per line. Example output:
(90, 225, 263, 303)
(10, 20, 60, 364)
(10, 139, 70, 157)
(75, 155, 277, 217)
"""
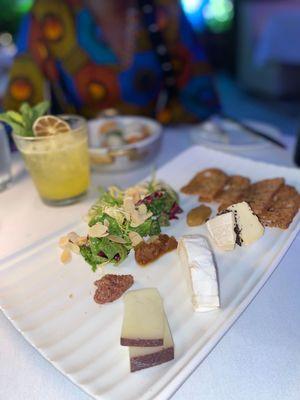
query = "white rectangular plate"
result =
(1, 146, 300, 400)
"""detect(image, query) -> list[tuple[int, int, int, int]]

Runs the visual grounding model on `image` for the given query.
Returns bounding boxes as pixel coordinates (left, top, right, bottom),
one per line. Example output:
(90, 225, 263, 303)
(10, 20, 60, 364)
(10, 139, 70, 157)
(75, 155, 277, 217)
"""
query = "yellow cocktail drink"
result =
(13, 115, 90, 205)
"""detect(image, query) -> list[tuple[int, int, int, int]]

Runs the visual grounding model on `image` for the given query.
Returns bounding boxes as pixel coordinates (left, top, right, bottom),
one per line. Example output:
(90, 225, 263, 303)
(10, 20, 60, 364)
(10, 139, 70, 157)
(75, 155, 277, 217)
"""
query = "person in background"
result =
(3, 0, 220, 124)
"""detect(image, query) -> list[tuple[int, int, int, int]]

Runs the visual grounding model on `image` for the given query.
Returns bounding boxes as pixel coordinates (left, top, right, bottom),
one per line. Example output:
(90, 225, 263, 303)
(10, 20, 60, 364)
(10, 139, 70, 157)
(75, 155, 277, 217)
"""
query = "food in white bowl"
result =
(99, 119, 151, 146)
(88, 116, 162, 172)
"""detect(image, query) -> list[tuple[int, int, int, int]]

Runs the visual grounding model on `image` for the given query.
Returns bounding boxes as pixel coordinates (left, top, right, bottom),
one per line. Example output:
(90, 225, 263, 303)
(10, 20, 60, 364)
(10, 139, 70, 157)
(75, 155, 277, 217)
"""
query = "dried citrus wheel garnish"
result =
(33, 115, 71, 137)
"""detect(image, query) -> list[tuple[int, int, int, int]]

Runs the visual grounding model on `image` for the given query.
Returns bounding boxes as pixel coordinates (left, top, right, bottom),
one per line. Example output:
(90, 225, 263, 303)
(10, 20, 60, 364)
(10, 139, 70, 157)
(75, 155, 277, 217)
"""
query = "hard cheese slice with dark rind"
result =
(121, 288, 164, 347)
(129, 313, 174, 372)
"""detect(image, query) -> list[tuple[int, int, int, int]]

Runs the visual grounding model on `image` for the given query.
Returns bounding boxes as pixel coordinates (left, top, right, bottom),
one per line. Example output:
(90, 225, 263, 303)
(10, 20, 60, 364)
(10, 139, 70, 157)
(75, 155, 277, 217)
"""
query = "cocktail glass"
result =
(13, 115, 90, 206)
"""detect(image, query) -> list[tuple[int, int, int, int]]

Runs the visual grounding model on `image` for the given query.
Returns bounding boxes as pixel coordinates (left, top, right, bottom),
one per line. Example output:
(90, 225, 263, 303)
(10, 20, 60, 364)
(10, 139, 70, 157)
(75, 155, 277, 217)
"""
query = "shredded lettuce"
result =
(88, 237, 128, 267)
(147, 192, 175, 217)
(129, 219, 152, 237)
(79, 245, 102, 272)
(105, 214, 124, 236)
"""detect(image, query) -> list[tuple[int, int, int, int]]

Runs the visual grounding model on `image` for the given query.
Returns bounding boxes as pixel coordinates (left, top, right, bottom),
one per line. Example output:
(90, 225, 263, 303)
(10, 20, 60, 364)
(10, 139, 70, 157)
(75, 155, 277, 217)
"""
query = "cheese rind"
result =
(129, 314, 174, 372)
(206, 212, 236, 251)
(121, 288, 164, 347)
(178, 235, 220, 312)
(227, 202, 264, 245)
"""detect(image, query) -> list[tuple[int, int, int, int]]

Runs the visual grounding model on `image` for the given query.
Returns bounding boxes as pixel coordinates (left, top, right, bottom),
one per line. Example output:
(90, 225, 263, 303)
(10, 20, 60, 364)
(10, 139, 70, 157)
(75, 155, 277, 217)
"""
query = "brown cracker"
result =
(258, 208, 298, 229)
(258, 184, 300, 229)
(270, 185, 300, 209)
(243, 178, 285, 215)
(217, 175, 251, 212)
(181, 168, 228, 201)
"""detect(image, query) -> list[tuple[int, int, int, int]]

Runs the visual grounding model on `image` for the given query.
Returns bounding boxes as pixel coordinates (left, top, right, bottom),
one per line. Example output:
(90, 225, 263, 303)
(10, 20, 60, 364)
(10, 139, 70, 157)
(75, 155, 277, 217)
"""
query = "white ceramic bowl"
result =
(88, 116, 163, 172)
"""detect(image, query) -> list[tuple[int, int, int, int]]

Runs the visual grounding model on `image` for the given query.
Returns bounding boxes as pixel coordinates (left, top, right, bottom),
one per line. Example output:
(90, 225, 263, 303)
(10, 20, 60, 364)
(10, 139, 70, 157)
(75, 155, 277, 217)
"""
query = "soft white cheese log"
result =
(121, 288, 164, 347)
(227, 201, 264, 245)
(129, 313, 174, 372)
(178, 235, 220, 312)
(206, 212, 236, 251)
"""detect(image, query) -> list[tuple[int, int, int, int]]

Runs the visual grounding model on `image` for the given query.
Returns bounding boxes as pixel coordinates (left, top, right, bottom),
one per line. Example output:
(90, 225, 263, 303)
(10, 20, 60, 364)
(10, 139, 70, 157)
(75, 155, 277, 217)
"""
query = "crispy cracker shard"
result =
(181, 168, 227, 201)
(244, 178, 284, 214)
(258, 184, 300, 229)
(217, 175, 251, 212)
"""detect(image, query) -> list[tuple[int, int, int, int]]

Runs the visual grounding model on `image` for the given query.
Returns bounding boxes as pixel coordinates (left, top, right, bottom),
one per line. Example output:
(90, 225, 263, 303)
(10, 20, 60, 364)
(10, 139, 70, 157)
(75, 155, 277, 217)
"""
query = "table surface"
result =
(1, 127, 300, 400)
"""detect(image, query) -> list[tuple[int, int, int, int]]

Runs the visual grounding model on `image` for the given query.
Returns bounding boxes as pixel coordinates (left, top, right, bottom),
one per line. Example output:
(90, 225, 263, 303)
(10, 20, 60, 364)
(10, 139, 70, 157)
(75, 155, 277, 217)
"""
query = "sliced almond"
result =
(107, 235, 127, 244)
(67, 242, 80, 254)
(128, 231, 143, 247)
(88, 223, 109, 238)
(61, 248, 72, 264)
(67, 232, 80, 243)
(123, 196, 135, 213)
(130, 213, 147, 227)
(59, 236, 69, 249)
(130, 213, 145, 227)
(130, 208, 153, 227)
(123, 196, 152, 227)
(125, 186, 148, 204)
(138, 203, 148, 215)
(104, 206, 125, 225)
(77, 236, 88, 246)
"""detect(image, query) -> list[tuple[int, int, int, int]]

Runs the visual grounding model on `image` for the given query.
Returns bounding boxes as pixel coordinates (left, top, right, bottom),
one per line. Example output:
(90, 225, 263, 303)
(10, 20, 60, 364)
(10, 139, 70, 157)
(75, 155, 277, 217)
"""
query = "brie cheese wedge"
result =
(227, 201, 264, 245)
(178, 235, 220, 312)
(206, 212, 236, 251)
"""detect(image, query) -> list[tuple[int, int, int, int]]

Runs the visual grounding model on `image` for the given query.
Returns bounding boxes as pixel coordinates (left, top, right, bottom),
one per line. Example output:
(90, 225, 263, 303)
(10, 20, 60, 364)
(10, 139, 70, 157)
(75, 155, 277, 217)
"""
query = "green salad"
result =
(63, 179, 182, 271)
